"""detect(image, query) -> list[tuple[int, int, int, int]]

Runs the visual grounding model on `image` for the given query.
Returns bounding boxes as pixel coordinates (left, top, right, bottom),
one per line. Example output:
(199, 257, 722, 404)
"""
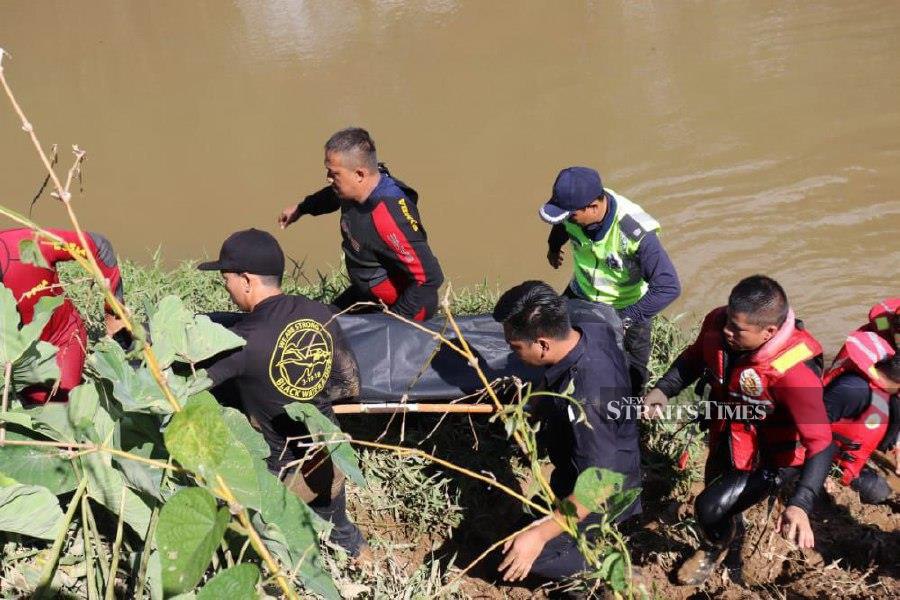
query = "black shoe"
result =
(675, 545, 728, 586)
(851, 467, 891, 505)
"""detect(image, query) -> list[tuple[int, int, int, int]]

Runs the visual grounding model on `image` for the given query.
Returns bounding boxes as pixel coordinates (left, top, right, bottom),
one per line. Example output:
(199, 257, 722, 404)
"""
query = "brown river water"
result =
(1, 1, 898, 353)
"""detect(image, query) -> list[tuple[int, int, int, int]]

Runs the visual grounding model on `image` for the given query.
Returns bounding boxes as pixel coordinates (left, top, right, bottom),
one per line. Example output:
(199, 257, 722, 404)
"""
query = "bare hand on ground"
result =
(547, 248, 565, 269)
(277, 203, 301, 229)
(499, 526, 546, 582)
(777, 505, 815, 548)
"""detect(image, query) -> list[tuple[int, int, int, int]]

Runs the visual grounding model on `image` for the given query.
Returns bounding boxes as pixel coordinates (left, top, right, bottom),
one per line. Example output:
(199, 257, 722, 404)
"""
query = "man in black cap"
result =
(199, 228, 368, 559)
(539, 167, 681, 396)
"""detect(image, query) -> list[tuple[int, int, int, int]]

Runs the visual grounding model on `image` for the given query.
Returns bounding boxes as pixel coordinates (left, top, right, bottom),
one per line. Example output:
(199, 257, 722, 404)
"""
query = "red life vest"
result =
(825, 331, 895, 485)
(867, 297, 899, 345)
(697, 307, 823, 471)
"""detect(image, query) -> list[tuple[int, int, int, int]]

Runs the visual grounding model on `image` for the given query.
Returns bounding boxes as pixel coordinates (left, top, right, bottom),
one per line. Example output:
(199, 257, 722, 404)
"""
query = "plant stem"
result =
(214, 475, 299, 600)
(81, 495, 100, 600)
(134, 505, 160, 600)
(104, 492, 127, 600)
(33, 476, 89, 598)
(83, 497, 111, 590)
(0, 361, 10, 445)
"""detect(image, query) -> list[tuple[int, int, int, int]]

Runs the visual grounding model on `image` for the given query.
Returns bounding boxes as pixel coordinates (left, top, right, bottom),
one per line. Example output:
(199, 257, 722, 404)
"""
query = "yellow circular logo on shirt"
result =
(268, 319, 333, 401)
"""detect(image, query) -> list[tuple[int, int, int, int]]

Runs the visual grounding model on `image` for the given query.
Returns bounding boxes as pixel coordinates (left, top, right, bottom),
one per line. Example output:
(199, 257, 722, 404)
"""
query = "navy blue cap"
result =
(538, 167, 605, 224)
(198, 228, 285, 276)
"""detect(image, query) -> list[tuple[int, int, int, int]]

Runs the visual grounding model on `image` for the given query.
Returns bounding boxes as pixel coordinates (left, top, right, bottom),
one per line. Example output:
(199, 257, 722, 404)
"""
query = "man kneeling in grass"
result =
(492, 281, 640, 581)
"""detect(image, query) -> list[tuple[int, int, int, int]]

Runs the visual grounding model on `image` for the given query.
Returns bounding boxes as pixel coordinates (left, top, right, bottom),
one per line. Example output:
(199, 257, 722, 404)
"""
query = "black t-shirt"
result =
(206, 294, 359, 472)
(531, 323, 641, 522)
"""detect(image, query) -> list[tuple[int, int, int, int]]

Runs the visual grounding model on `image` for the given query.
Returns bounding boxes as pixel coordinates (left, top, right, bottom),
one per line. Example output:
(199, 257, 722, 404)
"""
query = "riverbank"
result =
(3, 259, 895, 599)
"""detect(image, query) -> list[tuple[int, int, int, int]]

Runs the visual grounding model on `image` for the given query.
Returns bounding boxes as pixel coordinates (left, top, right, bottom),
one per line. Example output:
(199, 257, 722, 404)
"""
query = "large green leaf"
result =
(66, 382, 116, 444)
(0, 285, 62, 390)
(222, 408, 269, 460)
(0, 429, 77, 494)
(89, 340, 172, 414)
(573, 468, 625, 513)
(284, 403, 365, 487)
(0, 483, 64, 540)
(157, 487, 229, 596)
(149, 296, 193, 370)
(182, 314, 245, 364)
(19, 295, 64, 346)
(163, 392, 229, 480)
(196, 563, 259, 600)
(605, 487, 642, 523)
(254, 462, 337, 599)
(165, 395, 264, 511)
(27, 401, 78, 442)
(0, 285, 27, 364)
(149, 296, 245, 368)
(11, 341, 60, 393)
(17, 238, 50, 269)
(214, 442, 262, 512)
(81, 452, 153, 535)
(116, 413, 167, 502)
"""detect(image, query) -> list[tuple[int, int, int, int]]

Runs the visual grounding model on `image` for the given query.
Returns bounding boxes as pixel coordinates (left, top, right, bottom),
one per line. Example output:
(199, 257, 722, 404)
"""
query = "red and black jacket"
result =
(297, 166, 444, 321)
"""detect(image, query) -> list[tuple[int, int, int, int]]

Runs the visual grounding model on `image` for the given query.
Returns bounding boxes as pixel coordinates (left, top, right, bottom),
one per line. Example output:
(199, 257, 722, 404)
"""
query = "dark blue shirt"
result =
(531, 323, 641, 522)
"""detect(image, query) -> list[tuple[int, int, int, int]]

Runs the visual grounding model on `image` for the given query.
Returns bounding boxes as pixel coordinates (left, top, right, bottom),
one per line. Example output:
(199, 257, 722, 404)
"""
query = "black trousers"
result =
(695, 448, 798, 548)
(623, 320, 652, 397)
(309, 488, 367, 557)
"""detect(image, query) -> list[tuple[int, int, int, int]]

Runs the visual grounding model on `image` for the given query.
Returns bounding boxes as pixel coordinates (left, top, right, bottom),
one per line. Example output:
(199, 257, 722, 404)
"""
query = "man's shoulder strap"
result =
(379, 163, 419, 205)
(610, 190, 660, 242)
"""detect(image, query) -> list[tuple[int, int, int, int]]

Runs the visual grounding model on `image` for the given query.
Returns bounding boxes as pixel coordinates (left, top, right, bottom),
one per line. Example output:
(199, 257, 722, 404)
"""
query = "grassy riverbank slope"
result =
(2, 259, 896, 599)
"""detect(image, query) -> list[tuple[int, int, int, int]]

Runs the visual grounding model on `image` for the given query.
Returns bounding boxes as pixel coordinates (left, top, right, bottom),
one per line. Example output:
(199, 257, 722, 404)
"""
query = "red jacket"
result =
(0, 228, 122, 402)
(825, 330, 894, 485)
(676, 307, 831, 471)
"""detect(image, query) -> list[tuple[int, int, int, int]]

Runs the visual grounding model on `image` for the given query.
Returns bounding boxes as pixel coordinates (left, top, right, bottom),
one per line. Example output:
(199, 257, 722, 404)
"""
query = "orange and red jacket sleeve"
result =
(773, 363, 835, 512)
(654, 309, 718, 398)
(41, 229, 124, 312)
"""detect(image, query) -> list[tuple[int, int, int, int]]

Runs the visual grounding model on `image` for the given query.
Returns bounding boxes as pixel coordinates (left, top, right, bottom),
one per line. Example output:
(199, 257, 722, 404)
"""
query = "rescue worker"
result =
(644, 275, 834, 586)
(199, 228, 368, 559)
(0, 227, 124, 404)
(492, 281, 639, 582)
(277, 127, 444, 321)
(861, 297, 899, 349)
(539, 167, 680, 395)
(823, 298, 900, 504)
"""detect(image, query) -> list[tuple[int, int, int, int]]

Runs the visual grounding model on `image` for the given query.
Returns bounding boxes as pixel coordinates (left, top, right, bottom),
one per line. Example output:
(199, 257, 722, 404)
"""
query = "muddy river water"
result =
(1, 1, 898, 352)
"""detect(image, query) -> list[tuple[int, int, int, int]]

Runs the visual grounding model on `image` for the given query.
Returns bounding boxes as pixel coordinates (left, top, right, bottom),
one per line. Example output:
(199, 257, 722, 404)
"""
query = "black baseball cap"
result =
(198, 228, 285, 276)
(538, 166, 606, 224)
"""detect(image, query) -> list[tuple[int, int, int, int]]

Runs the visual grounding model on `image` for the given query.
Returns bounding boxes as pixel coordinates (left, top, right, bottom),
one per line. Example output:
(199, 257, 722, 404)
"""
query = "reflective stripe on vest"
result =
(564, 190, 660, 309)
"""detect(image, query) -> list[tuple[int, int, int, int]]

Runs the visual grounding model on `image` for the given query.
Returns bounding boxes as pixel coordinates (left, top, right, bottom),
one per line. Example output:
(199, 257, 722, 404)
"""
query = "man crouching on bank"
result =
(644, 275, 834, 585)
(492, 281, 640, 582)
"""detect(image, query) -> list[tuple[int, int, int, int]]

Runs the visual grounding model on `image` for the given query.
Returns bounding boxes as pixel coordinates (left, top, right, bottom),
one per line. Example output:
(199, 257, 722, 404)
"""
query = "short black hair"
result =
(876, 353, 900, 382)
(258, 273, 283, 288)
(492, 281, 571, 341)
(727, 275, 789, 328)
(325, 127, 378, 171)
